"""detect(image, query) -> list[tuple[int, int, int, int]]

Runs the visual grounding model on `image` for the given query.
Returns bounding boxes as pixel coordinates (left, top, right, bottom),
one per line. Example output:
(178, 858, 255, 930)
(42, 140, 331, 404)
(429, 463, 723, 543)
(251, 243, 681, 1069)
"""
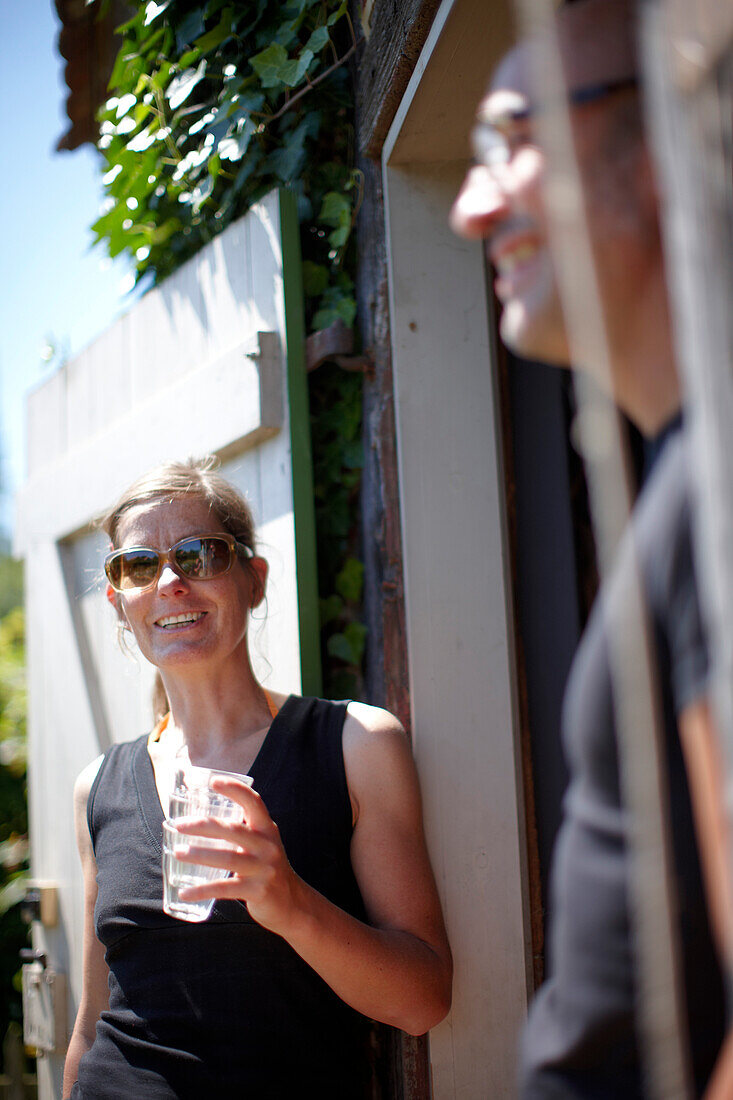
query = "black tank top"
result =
(72, 695, 372, 1099)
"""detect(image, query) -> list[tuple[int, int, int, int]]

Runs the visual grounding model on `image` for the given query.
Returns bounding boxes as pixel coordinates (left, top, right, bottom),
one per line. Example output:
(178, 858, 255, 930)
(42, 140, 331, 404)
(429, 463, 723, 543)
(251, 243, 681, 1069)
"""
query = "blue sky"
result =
(0, 0, 131, 539)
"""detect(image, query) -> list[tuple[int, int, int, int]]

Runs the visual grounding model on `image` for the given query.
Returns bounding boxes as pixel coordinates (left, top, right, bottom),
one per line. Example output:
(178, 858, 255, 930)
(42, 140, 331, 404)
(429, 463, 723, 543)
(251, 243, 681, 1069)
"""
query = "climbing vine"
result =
(93, 0, 365, 695)
(0, 604, 30, 1071)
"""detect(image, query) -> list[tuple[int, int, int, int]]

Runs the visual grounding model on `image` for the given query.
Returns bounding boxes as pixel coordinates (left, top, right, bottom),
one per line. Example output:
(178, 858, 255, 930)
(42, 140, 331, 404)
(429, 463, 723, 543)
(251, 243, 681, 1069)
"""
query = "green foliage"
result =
(94, 0, 359, 322)
(0, 597, 29, 1068)
(309, 365, 363, 699)
(0, 560, 22, 622)
(94, 0, 366, 698)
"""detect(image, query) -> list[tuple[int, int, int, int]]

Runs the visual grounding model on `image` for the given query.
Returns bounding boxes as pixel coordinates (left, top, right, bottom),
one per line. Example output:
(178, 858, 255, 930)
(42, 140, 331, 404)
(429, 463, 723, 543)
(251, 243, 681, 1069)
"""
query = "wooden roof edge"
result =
(55, 0, 129, 153)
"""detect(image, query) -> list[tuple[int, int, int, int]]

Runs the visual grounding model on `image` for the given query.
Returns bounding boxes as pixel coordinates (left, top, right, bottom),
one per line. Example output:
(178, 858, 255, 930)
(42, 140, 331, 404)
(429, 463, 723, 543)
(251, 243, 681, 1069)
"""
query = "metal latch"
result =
(21, 882, 59, 928)
(20, 949, 67, 1055)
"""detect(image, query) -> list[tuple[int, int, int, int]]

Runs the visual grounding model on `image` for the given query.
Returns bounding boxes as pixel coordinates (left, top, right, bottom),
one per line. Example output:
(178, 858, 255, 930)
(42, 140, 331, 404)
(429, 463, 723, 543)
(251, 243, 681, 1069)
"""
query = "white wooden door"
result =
(15, 190, 318, 1099)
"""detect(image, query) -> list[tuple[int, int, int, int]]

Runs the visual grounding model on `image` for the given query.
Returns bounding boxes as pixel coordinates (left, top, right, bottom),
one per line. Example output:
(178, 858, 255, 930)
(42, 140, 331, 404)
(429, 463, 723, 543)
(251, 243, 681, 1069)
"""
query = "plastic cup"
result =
(162, 766, 253, 922)
(168, 765, 252, 823)
(161, 820, 227, 923)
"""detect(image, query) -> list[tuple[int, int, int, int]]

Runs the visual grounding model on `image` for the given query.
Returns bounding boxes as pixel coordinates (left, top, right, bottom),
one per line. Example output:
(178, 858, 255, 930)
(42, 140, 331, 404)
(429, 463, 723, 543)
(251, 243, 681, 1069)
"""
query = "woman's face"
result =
(110, 495, 265, 675)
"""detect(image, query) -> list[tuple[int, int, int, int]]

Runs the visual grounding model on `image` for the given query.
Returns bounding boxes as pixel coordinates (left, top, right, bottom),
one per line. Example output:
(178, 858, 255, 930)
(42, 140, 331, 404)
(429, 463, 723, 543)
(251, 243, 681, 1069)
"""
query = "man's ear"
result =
(248, 557, 268, 610)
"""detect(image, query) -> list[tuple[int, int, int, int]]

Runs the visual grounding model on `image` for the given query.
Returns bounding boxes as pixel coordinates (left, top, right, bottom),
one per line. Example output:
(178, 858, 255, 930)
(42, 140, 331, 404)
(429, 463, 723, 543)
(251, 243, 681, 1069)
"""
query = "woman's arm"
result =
(175, 704, 452, 1035)
(62, 758, 110, 1100)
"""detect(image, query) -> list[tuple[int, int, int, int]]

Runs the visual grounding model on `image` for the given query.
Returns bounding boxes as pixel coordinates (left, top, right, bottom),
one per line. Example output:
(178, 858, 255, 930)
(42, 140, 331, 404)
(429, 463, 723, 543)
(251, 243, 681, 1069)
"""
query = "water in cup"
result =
(162, 820, 227, 923)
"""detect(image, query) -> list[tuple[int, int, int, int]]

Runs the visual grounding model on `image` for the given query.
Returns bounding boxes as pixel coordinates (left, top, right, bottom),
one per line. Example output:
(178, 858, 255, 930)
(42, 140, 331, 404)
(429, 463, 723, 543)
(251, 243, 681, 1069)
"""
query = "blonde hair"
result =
(102, 455, 257, 551)
(101, 456, 260, 721)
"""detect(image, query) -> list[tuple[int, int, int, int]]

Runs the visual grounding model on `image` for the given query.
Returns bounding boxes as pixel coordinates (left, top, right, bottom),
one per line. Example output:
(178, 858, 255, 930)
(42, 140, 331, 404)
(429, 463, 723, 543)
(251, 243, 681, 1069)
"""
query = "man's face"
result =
(451, 4, 653, 387)
(451, 44, 570, 365)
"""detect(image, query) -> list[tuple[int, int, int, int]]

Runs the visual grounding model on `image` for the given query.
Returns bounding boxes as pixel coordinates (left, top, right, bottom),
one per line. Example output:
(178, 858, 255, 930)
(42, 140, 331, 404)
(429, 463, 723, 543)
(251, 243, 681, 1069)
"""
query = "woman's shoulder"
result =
(341, 703, 419, 826)
(73, 733, 148, 805)
(74, 754, 105, 806)
(285, 694, 408, 761)
(343, 701, 410, 772)
(345, 700, 405, 737)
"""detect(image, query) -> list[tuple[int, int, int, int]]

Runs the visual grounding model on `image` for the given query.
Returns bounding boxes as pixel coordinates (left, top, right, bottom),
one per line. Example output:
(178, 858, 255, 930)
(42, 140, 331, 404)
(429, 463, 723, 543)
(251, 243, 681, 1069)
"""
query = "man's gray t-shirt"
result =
(521, 429, 725, 1098)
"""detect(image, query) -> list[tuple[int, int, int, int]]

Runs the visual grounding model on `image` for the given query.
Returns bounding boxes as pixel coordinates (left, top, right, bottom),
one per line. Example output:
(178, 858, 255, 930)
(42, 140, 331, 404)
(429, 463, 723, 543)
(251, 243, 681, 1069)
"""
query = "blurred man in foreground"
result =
(451, 1, 731, 1095)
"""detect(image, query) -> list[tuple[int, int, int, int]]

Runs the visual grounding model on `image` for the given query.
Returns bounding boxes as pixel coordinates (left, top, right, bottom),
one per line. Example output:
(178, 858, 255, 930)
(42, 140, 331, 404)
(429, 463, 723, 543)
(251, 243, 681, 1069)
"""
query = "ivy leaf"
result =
(249, 43, 288, 89)
(341, 439, 363, 469)
(115, 92, 137, 118)
(151, 60, 175, 93)
(218, 119, 256, 161)
(0, 837, 28, 870)
(302, 261, 328, 297)
(175, 11, 206, 51)
(166, 60, 207, 109)
(231, 143, 263, 192)
(208, 89, 264, 138)
(0, 875, 27, 917)
(178, 47, 202, 69)
(194, 8, 235, 53)
(335, 558, 364, 603)
(235, 0, 271, 37)
(278, 48, 314, 88)
(305, 26, 331, 54)
(109, 41, 143, 91)
(209, 94, 241, 127)
(328, 224, 350, 248)
(190, 177, 215, 211)
(327, 622, 367, 665)
(126, 127, 158, 152)
(280, 0, 309, 15)
(274, 23, 301, 49)
(326, 633, 352, 664)
(318, 190, 351, 228)
(312, 284, 357, 329)
(327, 0, 348, 26)
(319, 594, 343, 626)
(150, 218, 182, 245)
(268, 113, 318, 181)
(144, 1, 172, 26)
(319, 190, 353, 249)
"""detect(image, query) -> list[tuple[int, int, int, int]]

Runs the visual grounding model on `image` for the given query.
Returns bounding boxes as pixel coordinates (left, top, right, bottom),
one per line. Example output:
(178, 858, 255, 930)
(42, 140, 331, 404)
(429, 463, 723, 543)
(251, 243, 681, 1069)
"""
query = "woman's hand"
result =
(172, 777, 304, 935)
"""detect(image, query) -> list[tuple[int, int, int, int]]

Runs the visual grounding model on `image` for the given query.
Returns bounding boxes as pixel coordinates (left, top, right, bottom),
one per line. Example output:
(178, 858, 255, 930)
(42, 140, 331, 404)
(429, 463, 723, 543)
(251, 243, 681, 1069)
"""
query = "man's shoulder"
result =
(638, 428, 690, 515)
(632, 429, 692, 561)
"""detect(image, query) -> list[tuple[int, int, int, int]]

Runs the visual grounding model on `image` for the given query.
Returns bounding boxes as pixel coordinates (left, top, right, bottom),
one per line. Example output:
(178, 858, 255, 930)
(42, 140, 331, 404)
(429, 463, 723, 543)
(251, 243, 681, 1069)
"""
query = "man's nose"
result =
(449, 165, 510, 240)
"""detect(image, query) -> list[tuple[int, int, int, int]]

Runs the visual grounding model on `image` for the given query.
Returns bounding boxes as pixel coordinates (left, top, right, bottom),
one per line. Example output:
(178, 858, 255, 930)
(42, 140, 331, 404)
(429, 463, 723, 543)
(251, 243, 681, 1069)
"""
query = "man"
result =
(451, 1, 731, 1096)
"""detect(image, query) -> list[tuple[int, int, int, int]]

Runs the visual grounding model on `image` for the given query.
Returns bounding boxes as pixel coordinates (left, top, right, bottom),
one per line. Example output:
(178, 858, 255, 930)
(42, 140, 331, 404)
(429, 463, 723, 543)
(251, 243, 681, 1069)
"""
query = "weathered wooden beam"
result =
(355, 0, 444, 158)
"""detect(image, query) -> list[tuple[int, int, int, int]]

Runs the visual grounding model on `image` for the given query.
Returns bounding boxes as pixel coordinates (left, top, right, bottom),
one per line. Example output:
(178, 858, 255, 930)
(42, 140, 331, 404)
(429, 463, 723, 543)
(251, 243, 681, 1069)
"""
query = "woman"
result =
(63, 458, 452, 1099)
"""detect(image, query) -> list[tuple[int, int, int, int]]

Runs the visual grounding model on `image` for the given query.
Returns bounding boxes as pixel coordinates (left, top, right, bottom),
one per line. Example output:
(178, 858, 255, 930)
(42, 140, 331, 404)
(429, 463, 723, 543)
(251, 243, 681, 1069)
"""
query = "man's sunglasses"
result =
(105, 534, 253, 593)
(473, 77, 639, 168)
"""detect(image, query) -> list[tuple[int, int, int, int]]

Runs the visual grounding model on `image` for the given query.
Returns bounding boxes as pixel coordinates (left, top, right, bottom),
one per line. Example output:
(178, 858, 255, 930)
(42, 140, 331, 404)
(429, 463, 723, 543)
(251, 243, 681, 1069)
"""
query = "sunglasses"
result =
(105, 534, 253, 593)
(472, 77, 639, 168)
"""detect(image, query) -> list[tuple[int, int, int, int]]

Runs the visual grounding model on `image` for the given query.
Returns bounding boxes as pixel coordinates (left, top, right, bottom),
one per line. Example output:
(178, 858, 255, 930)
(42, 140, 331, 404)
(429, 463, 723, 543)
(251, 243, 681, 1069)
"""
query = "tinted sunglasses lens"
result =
(174, 537, 232, 579)
(108, 549, 161, 591)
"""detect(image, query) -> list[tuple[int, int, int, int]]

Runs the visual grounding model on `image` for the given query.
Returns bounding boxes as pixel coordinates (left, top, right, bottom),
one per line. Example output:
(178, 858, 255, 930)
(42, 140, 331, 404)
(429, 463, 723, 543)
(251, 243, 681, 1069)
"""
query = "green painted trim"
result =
(279, 188, 323, 697)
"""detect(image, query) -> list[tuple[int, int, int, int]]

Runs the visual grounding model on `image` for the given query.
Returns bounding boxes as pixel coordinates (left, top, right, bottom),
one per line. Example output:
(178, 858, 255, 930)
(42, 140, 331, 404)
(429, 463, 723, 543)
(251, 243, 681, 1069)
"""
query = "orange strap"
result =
(263, 689, 279, 719)
(147, 713, 170, 749)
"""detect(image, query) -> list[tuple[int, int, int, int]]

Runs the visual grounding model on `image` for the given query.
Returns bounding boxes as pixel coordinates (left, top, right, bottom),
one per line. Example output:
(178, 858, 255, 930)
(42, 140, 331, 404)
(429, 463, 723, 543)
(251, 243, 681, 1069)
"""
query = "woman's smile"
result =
(154, 611, 207, 630)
